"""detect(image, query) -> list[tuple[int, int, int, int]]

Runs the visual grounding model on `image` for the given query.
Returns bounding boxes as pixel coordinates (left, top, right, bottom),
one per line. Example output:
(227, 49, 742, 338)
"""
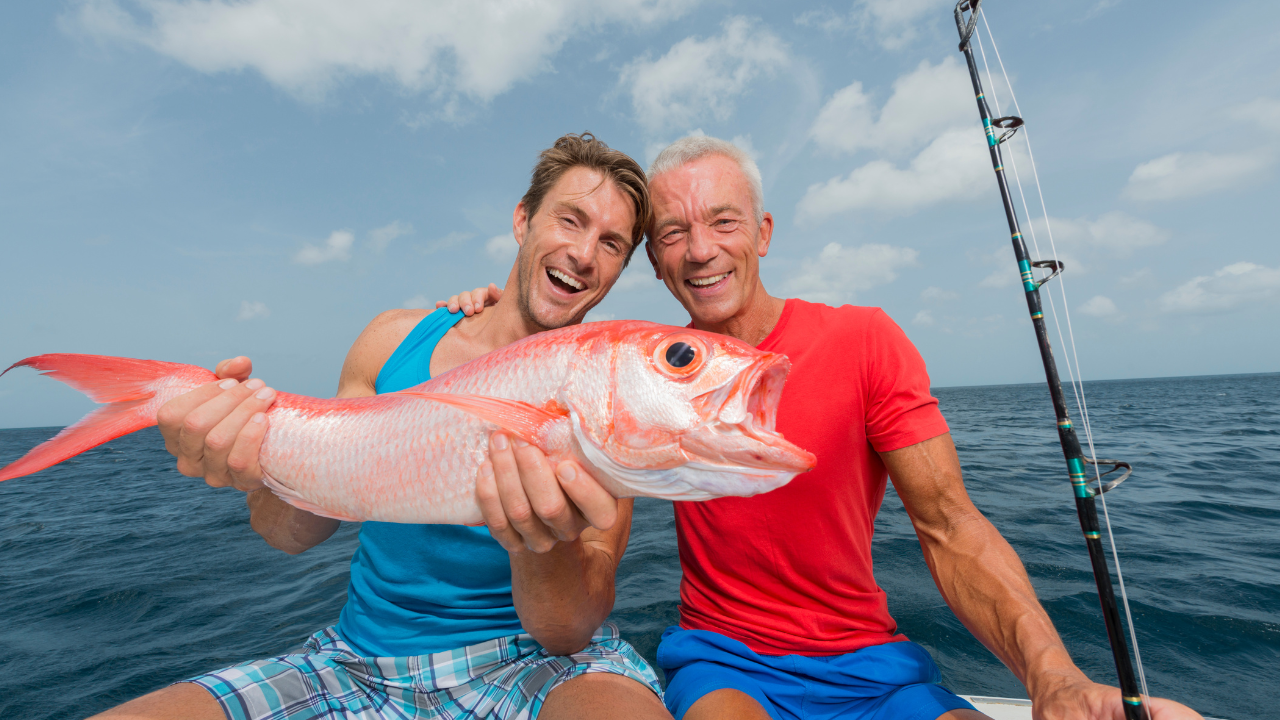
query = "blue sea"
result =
(1, 373, 1277, 719)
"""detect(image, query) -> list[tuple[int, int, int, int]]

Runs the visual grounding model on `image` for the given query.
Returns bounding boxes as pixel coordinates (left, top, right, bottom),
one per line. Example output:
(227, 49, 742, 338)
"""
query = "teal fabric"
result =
(335, 308, 523, 657)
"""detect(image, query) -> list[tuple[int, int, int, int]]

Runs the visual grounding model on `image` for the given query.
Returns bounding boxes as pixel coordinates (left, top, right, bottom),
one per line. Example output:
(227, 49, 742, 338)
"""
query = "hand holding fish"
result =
(478, 432, 616, 554)
(156, 355, 274, 492)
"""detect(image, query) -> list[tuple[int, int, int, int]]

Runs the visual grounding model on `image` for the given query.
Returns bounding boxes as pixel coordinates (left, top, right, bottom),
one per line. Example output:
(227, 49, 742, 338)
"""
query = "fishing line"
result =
(975, 11, 1153, 712)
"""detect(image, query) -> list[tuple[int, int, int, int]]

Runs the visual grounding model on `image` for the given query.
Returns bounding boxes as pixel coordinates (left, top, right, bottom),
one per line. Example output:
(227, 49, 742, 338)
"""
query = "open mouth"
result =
(547, 267, 586, 294)
(682, 354, 815, 473)
(686, 271, 731, 291)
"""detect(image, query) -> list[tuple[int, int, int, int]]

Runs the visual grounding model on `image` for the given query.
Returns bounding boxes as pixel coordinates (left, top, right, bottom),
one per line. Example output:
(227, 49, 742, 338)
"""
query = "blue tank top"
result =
(334, 308, 522, 657)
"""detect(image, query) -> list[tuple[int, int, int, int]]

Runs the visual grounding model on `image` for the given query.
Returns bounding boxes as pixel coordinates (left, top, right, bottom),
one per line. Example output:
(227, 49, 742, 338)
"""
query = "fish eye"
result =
(665, 342, 697, 368)
(652, 334, 708, 378)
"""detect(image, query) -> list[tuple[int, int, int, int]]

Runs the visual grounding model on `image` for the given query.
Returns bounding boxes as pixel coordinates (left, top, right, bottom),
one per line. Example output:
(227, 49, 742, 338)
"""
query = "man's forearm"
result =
(246, 488, 341, 555)
(916, 508, 1087, 695)
(510, 538, 617, 655)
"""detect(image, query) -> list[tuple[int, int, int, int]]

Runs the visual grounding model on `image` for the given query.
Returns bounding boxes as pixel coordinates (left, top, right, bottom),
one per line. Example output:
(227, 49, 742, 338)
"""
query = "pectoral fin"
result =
(397, 392, 569, 446)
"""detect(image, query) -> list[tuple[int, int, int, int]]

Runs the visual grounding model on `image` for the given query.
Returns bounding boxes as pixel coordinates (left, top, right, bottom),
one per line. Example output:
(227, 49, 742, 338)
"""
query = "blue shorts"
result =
(657, 627, 975, 720)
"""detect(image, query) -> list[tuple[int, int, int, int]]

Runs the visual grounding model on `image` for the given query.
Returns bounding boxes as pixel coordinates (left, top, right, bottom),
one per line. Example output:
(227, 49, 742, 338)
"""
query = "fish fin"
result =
(396, 392, 569, 445)
(0, 399, 151, 482)
(261, 475, 363, 523)
(0, 354, 214, 483)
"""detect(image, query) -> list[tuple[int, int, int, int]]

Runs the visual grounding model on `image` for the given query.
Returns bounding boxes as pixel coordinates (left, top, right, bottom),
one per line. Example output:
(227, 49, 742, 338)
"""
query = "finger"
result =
(487, 283, 504, 305)
(512, 440, 585, 542)
(177, 380, 263, 485)
(157, 381, 230, 453)
(458, 290, 478, 316)
(213, 356, 253, 381)
(224, 388, 275, 491)
(556, 460, 618, 531)
(490, 433, 558, 553)
(435, 300, 447, 309)
(475, 461, 524, 552)
(469, 286, 489, 314)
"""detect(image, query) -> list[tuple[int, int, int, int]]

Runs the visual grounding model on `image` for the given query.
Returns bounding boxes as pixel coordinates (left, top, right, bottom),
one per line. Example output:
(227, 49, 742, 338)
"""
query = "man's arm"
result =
(882, 433, 1201, 720)
(478, 433, 628, 655)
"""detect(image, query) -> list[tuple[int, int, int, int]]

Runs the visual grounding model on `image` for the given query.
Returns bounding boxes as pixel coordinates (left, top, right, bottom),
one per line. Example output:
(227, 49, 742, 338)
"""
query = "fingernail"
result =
(245, 378, 265, 390)
(463, 304, 472, 313)
(513, 437, 529, 448)
(493, 434, 508, 450)
(479, 463, 494, 479)
(255, 387, 275, 400)
(557, 464, 576, 482)
(219, 379, 238, 390)
(251, 413, 266, 424)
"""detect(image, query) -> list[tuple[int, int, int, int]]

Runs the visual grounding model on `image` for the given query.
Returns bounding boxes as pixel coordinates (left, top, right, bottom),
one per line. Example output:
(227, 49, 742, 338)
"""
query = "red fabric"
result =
(674, 299, 950, 656)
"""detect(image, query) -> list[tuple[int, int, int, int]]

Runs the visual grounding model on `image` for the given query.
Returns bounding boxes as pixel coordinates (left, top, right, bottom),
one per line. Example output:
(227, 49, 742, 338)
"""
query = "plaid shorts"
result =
(186, 623, 661, 720)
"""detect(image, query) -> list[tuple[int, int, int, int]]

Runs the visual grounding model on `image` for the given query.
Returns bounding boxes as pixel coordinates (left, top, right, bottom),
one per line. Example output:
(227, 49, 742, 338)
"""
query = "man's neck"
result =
(691, 283, 786, 347)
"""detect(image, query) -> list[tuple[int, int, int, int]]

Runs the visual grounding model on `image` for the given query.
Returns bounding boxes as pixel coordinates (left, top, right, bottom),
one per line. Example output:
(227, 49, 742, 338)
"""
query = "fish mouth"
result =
(682, 354, 816, 474)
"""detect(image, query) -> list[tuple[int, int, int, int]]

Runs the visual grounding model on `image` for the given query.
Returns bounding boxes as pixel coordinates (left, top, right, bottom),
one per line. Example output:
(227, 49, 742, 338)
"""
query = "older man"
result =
(93, 134, 672, 720)
(449, 136, 1200, 720)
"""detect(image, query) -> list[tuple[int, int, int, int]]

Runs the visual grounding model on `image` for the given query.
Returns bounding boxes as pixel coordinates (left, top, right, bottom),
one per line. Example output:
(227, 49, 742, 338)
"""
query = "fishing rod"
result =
(952, 2, 1146, 718)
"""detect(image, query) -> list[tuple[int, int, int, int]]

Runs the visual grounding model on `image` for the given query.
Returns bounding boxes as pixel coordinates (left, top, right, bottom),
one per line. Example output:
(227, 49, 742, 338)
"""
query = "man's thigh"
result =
(540, 672, 671, 720)
(89, 682, 224, 720)
(683, 690, 995, 720)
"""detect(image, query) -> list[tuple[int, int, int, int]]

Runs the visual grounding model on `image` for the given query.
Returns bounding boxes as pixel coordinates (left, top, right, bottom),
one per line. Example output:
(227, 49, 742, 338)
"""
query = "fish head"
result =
(566, 322, 815, 501)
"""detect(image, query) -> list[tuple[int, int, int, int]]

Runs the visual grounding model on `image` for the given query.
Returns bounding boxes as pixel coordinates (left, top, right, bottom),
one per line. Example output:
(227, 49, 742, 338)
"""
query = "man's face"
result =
(512, 166, 636, 330)
(646, 154, 773, 327)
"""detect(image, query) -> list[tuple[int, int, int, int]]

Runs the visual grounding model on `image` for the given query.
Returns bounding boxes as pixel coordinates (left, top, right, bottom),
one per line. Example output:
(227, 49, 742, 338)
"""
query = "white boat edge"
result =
(961, 695, 1228, 720)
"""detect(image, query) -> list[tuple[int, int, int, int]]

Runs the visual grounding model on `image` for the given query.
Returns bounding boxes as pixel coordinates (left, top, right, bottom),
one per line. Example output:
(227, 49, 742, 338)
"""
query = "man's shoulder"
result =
(779, 299, 895, 343)
(338, 308, 435, 397)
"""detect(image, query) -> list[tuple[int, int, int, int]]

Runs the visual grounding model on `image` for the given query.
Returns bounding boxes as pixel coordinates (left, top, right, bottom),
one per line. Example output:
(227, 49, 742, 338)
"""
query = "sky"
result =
(2, 0, 1278, 429)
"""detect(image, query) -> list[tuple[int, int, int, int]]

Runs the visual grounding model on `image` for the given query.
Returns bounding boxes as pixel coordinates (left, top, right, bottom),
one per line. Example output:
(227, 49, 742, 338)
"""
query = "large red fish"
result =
(1, 321, 815, 524)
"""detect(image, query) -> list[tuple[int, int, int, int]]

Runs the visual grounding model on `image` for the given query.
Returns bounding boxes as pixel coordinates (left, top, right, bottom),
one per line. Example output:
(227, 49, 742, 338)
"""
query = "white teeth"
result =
(690, 272, 729, 287)
(548, 268, 584, 290)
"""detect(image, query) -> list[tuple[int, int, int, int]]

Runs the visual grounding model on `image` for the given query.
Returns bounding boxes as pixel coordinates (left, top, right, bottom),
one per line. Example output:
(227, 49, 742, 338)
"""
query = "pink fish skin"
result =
(0, 321, 816, 524)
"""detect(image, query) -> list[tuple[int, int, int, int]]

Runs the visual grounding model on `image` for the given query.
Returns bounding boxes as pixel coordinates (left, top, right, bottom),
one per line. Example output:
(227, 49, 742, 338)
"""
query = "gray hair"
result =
(648, 136, 764, 225)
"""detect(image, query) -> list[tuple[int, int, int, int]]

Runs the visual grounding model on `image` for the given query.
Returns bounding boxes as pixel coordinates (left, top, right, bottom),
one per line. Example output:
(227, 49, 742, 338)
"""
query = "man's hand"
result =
(156, 356, 276, 492)
(437, 283, 502, 317)
(1032, 677, 1203, 720)
(475, 432, 618, 553)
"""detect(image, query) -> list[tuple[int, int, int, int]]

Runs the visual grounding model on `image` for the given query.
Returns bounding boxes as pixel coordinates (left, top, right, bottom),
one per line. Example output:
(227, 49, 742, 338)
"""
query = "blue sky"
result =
(2, 0, 1278, 429)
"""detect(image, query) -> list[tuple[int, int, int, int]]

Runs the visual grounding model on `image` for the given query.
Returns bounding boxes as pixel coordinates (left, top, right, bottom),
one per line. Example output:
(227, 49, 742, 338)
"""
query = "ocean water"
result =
(1, 373, 1276, 719)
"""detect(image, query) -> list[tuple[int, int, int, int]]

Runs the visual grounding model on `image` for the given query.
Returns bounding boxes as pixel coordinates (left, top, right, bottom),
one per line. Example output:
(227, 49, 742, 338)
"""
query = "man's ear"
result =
(513, 202, 529, 246)
(645, 240, 662, 279)
(756, 212, 775, 258)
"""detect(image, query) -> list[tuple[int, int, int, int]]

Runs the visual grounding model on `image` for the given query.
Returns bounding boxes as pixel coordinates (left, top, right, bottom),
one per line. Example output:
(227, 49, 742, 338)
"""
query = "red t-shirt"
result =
(674, 299, 950, 656)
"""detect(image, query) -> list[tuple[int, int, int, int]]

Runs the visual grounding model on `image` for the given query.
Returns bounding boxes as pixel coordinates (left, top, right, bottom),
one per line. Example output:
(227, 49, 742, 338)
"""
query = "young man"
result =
(447, 136, 1201, 720)
(93, 134, 672, 720)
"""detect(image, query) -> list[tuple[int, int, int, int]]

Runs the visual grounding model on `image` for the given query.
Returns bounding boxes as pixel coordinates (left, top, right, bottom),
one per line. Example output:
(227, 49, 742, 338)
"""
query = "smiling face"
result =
(646, 154, 774, 330)
(512, 166, 637, 330)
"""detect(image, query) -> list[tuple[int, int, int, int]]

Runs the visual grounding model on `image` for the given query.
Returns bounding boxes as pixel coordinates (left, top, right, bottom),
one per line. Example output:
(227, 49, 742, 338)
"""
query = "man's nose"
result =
(686, 226, 718, 264)
(565, 231, 599, 269)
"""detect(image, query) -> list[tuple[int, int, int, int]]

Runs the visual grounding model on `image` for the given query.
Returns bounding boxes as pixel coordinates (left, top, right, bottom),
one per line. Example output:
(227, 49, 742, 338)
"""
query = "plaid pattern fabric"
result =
(187, 623, 661, 720)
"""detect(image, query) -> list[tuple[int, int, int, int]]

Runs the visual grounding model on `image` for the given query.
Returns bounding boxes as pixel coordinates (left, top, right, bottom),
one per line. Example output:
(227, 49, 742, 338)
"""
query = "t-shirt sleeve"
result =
(861, 309, 950, 453)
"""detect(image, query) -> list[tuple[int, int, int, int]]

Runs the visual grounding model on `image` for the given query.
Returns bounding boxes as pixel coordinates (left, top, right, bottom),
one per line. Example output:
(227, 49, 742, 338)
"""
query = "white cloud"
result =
(784, 242, 918, 305)
(809, 57, 973, 155)
(620, 17, 788, 134)
(797, 0, 950, 49)
(912, 309, 935, 326)
(73, 0, 691, 102)
(584, 310, 615, 323)
(237, 300, 269, 320)
(796, 129, 990, 221)
(368, 221, 411, 252)
(294, 229, 354, 265)
(485, 233, 518, 263)
(1123, 151, 1272, 201)
(402, 295, 432, 309)
(1158, 262, 1280, 314)
(1079, 295, 1118, 317)
(1034, 211, 1168, 258)
(422, 230, 474, 255)
(1229, 96, 1280, 135)
(921, 286, 958, 302)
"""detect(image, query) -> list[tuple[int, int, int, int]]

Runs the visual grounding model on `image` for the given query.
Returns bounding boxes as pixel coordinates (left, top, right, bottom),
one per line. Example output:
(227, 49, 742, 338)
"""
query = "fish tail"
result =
(0, 354, 216, 482)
